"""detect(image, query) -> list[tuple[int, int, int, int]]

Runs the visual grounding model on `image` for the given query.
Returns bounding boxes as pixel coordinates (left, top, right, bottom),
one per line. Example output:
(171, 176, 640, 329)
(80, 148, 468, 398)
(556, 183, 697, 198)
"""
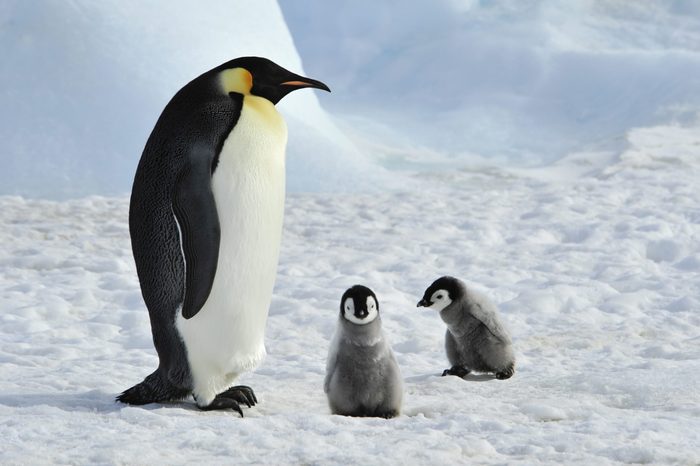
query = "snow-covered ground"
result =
(1, 122, 699, 465)
(2, 1, 700, 464)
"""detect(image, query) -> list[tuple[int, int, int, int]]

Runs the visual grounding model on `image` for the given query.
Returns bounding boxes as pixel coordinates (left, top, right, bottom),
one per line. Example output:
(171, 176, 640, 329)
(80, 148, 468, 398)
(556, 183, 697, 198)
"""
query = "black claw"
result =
(199, 397, 244, 416)
(496, 366, 515, 380)
(249, 388, 258, 405)
(219, 385, 257, 408)
(219, 390, 250, 408)
(379, 410, 399, 419)
(196, 386, 258, 414)
(237, 385, 257, 405)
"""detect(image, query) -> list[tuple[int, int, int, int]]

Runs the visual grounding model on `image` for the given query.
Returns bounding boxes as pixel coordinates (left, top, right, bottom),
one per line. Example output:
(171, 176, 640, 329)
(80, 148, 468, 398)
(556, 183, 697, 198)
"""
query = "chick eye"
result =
(345, 305, 350, 311)
(436, 294, 443, 300)
(370, 303, 375, 309)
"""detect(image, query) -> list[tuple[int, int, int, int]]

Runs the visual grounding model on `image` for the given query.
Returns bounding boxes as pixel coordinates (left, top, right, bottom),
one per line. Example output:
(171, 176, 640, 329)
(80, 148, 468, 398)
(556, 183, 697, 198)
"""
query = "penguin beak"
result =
(417, 299, 430, 308)
(281, 76, 331, 93)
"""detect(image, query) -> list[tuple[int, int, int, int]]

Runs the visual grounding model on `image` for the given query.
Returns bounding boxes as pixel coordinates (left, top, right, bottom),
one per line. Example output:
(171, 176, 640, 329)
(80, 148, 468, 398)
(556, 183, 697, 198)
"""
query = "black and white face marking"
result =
(417, 276, 464, 311)
(343, 296, 379, 325)
(426, 289, 452, 312)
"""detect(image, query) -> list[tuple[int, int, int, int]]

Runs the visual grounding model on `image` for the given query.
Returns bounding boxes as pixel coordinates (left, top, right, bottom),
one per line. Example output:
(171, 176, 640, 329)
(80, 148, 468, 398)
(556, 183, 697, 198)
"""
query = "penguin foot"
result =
(199, 396, 245, 416)
(495, 365, 515, 380)
(219, 385, 258, 408)
(378, 410, 400, 419)
(442, 365, 471, 378)
(117, 370, 190, 405)
(195, 386, 257, 416)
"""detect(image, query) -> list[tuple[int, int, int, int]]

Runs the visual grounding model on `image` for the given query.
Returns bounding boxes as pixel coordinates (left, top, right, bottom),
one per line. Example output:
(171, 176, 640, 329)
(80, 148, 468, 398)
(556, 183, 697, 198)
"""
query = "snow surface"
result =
(2, 1, 700, 464)
(1, 122, 699, 465)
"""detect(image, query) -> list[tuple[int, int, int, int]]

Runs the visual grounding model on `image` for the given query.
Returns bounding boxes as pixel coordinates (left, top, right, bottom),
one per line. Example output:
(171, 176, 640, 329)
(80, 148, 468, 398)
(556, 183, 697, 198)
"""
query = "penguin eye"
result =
(345, 305, 351, 311)
(436, 294, 444, 300)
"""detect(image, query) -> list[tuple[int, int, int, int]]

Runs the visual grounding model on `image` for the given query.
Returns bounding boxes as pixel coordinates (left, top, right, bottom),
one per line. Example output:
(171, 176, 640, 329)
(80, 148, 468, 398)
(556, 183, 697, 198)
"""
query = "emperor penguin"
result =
(117, 57, 330, 414)
(324, 285, 403, 418)
(417, 276, 515, 380)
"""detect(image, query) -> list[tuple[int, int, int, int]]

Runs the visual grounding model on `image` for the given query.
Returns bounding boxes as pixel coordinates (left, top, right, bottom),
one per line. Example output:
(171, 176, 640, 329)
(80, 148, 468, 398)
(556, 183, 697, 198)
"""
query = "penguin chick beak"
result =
(281, 77, 331, 93)
(417, 299, 430, 308)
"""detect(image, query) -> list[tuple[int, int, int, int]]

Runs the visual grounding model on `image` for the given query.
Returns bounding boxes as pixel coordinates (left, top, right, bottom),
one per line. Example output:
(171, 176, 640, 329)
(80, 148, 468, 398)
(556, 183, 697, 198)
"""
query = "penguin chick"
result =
(325, 285, 403, 418)
(417, 276, 515, 380)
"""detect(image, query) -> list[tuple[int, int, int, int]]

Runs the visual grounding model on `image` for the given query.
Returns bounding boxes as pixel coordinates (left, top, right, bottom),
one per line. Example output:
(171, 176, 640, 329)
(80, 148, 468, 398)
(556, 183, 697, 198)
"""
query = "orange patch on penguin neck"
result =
(220, 68, 253, 95)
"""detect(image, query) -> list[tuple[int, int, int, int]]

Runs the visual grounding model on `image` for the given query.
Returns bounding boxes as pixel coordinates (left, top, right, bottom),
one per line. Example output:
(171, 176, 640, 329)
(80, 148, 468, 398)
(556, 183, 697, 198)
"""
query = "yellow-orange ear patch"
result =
(220, 68, 253, 95)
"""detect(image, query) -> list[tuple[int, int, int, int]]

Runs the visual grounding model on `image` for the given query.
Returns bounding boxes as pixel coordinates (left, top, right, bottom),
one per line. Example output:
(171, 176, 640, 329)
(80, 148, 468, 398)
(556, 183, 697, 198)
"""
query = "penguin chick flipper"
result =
(172, 144, 221, 320)
(442, 365, 471, 378)
(219, 385, 258, 407)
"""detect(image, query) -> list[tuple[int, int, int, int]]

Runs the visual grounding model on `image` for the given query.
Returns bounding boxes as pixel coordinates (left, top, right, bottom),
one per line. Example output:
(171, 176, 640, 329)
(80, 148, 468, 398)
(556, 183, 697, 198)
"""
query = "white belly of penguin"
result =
(176, 96, 287, 403)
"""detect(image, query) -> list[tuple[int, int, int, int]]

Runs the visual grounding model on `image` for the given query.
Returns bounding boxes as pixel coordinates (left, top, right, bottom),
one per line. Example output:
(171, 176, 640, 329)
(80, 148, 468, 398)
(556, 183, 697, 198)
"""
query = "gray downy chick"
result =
(325, 285, 403, 418)
(418, 276, 515, 379)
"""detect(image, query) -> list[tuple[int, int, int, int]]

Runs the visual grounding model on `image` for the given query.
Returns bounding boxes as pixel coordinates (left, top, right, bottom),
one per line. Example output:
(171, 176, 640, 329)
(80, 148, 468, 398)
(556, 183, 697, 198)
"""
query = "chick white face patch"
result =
(342, 296, 378, 325)
(364, 296, 378, 322)
(429, 289, 452, 312)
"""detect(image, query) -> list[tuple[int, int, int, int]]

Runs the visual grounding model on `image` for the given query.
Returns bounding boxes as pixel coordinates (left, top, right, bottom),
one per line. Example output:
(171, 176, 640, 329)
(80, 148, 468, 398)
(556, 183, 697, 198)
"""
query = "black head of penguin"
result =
(416, 276, 465, 308)
(340, 285, 379, 322)
(214, 56, 330, 104)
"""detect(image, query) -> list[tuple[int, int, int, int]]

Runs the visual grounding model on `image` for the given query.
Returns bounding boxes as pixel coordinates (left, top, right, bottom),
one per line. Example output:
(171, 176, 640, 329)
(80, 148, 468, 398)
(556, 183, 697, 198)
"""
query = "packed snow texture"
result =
(2, 1, 700, 464)
(0, 0, 375, 198)
(1, 123, 699, 464)
(283, 0, 700, 167)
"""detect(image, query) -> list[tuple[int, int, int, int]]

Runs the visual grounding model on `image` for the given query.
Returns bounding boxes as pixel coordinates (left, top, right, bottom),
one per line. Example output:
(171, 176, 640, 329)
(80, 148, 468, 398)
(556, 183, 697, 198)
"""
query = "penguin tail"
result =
(116, 370, 190, 405)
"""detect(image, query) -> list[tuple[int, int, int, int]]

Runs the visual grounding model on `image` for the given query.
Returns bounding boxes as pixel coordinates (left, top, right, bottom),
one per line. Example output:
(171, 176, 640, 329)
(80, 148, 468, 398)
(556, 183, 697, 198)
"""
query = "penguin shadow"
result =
(404, 372, 497, 383)
(0, 390, 119, 413)
(0, 390, 197, 413)
(455, 373, 497, 382)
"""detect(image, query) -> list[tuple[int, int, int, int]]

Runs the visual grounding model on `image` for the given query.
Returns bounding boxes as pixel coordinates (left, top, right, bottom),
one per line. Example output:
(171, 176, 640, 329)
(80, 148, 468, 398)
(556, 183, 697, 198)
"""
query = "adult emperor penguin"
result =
(417, 276, 515, 380)
(325, 285, 403, 418)
(117, 57, 329, 414)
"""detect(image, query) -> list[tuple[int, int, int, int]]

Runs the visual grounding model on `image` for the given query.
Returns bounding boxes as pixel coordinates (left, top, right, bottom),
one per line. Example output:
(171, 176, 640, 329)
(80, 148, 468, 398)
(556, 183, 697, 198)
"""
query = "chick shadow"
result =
(0, 390, 197, 413)
(404, 372, 496, 383)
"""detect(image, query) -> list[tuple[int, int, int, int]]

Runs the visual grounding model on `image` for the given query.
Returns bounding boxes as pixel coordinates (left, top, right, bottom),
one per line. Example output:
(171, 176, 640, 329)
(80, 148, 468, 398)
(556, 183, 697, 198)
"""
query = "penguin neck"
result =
(244, 94, 285, 135)
(218, 67, 285, 135)
(340, 317, 383, 347)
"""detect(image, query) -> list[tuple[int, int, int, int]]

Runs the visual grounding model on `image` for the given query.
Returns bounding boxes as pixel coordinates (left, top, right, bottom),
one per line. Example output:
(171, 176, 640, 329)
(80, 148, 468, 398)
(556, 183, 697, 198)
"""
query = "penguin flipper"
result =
(324, 332, 341, 393)
(172, 144, 221, 320)
(468, 301, 511, 345)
